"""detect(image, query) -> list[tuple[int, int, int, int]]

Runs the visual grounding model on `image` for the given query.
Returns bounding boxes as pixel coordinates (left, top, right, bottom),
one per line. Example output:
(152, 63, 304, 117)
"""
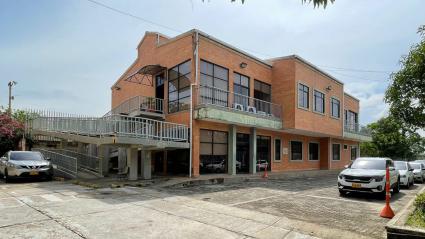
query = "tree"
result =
(0, 113, 24, 155)
(385, 26, 425, 129)
(360, 116, 425, 160)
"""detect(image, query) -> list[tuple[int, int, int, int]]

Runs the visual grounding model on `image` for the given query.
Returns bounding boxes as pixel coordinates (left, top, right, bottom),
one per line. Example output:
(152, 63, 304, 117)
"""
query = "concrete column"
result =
(228, 125, 236, 175)
(141, 150, 152, 180)
(98, 145, 110, 176)
(127, 148, 138, 181)
(118, 148, 127, 172)
(249, 128, 257, 174)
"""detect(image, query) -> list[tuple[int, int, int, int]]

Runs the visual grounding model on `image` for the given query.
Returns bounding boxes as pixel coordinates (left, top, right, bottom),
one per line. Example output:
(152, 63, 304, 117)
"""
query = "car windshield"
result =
(394, 162, 407, 170)
(350, 160, 386, 170)
(411, 163, 422, 169)
(10, 152, 44, 161)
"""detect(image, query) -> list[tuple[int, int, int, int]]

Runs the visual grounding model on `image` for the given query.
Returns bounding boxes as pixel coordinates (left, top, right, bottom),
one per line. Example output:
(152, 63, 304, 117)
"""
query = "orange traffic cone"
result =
(263, 162, 269, 179)
(380, 166, 395, 219)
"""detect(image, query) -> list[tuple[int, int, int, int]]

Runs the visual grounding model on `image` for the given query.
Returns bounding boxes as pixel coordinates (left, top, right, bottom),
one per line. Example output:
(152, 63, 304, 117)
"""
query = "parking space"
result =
(0, 174, 422, 239)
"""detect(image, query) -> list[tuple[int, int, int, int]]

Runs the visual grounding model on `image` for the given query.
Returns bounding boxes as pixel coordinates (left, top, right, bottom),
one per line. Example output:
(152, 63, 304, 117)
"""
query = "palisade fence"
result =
(33, 148, 78, 178)
(51, 149, 101, 176)
(25, 109, 189, 142)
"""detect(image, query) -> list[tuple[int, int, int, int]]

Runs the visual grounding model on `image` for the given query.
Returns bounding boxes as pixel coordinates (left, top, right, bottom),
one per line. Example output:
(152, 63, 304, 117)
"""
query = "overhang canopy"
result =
(124, 64, 167, 86)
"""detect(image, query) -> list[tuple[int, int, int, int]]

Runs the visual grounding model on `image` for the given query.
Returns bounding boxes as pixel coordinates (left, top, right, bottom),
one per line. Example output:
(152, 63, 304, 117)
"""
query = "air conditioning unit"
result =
(233, 103, 244, 111)
(247, 106, 257, 114)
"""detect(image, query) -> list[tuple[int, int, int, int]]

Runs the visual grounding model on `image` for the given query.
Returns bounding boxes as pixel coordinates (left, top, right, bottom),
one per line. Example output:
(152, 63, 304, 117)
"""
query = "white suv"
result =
(337, 157, 400, 197)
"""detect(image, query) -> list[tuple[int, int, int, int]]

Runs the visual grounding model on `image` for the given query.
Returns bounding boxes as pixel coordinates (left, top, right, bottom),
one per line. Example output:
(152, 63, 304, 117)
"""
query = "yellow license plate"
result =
(352, 183, 362, 188)
(29, 171, 39, 176)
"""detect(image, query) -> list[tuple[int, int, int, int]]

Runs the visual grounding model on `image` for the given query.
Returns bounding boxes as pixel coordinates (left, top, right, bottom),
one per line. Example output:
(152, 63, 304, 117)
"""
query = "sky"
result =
(0, 0, 424, 125)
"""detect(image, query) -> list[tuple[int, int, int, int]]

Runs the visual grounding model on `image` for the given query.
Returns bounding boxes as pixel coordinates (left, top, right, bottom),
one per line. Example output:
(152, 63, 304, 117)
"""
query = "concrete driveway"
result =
(0, 174, 421, 239)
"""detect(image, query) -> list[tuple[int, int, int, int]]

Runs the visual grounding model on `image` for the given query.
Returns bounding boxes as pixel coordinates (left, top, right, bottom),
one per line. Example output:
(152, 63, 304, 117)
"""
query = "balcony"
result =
(194, 85, 282, 129)
(344, 122, 372, 141)
(106, 96, 164, 119)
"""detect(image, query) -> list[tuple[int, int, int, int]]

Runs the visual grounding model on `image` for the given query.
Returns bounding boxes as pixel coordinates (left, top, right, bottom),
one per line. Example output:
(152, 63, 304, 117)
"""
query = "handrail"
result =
(196, 85, 282, 119)
(344, 121, 371, 136)
(104, 95, 164, 117)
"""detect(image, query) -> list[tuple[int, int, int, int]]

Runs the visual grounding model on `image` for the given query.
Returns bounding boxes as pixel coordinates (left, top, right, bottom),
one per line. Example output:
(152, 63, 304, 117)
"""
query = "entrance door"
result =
(236, 133, 250, 173)
(154, 151, 164, 174)
(155, 74, 165, 99)
(257, 135, 271, 171)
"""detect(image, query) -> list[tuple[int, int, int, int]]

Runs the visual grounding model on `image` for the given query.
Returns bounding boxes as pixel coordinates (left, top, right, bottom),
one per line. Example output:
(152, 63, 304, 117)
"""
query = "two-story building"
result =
(110, 29, 371, 178)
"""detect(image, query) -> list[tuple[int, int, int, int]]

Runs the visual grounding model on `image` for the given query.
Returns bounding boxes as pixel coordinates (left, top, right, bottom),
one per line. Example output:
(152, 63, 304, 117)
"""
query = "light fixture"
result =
(240, 62, 247, 68)
(325, 85, 332, 91)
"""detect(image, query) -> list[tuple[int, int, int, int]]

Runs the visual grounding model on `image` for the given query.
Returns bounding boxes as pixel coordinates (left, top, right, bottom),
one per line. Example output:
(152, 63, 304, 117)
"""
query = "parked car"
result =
(394, 161, 414, 188)
(0, 151, 53, 182)
(337, 157, 400, 197)
(410, 162, 425, 183)
(205, 160, 225, 173)
(256, 160, 268, 171)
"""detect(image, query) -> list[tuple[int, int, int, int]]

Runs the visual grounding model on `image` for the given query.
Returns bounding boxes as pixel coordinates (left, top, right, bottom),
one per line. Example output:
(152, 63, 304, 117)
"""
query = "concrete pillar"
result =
(127, 148, 138, 181)
(118, 148, 127, 172)
(249, 128, 257, 174)
(228, 125, 236, 175)
(141, 150, 152, 180)
(98, 145, 110, 176)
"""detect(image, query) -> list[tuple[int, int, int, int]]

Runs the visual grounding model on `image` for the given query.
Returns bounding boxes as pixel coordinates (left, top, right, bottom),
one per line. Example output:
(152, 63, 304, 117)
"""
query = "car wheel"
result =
(393, 179, 400, 193)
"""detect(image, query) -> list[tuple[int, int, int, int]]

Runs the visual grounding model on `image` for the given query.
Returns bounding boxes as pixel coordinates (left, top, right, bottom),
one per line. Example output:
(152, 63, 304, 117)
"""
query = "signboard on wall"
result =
(282, 147, 289, 155)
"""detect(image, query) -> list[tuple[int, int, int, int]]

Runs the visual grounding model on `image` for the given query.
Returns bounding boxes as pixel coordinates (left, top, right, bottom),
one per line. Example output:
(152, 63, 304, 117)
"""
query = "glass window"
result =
(200, 129, 228, 174)
(200, 60, 229, 107)
(332, 144, 341, 161)
(394, 161, 407, 170)
(309, 143, 319, 160)
(350, 146, 357, 161)
(254, 80, 271, 113)
(275, 139, 281, 161)
(331, 98, 340, 118)
(314, 90, 325, 113)
(168, 60, 191, 113)
(298, 83, 309, 109)
(350, 160, 386, 170)
(345, 110, 359, 131)
(234, 72, 250, 107)
(257, 135, 271, 171)
(291, 141, 303, 161)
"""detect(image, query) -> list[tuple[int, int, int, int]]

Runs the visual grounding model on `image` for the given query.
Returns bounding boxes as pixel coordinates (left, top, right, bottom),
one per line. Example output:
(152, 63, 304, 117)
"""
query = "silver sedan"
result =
(0, 151, 53, 182)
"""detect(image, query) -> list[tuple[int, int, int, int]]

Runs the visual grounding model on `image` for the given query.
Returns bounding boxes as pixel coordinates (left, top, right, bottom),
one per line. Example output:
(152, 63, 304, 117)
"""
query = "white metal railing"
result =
(344, 121, 371, 136)
(33, 148, 78, 178)
(104, 95, 163, 117)
(27, 110, 188, 143)
(196, 85, 282, 119)
(52, 149, 101, 175)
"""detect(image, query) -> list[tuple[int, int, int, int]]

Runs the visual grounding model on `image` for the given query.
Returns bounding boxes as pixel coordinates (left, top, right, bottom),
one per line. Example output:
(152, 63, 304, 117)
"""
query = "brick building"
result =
(110, 29, 371, 177)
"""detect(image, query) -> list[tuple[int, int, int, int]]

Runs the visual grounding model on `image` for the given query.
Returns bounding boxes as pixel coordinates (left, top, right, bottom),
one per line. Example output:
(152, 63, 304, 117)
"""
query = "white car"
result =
(410, 162, 425, 183)
(0, 151, 53, 182)
(338, 157, 400, 197)
(394, 161, 414, 188)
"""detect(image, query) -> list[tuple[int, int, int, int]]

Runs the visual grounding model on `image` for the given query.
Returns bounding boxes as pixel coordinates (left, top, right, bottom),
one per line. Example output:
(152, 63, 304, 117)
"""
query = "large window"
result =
(345, 110, 358, 131)
(234, 72, 250, 107)
(168, 60, 191, 113)
(200, 60, 229, 107)
(274, 139, 281, 161)
(309, 142, 319, 161)
(351, 146, 358, 161)
(200, 130, 228, 174)
(257, 135, 271, 171)
(314, 90, 325, 114)
(290, 141, 303, 161)
(254, 80, 271, 113)
(332, 144, 341, 161)
(331, 97, 340, 118)
(298, 83, 309, 109)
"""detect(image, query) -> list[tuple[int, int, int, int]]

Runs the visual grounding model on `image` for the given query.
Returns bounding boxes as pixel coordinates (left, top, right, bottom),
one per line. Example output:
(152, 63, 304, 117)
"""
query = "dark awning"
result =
(124, 64, 167, 86)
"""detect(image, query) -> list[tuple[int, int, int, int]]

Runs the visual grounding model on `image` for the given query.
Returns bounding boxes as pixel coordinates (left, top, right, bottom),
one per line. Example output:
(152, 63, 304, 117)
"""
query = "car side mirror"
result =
(409, 168, 414, 171)
(389, 167, 395, 171)
(344, 165, 349, 169)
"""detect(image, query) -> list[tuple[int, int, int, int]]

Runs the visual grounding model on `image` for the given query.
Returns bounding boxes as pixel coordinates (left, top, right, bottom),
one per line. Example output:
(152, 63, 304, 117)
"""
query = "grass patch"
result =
(406, 192, 425, 229)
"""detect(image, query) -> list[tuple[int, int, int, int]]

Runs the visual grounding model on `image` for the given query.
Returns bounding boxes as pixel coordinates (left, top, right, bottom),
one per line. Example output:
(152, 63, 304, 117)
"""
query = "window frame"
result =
(313, 89, 325, 114)
(332, 143, 341, 161)
(290, 140, 303, 161)
(350, 145, 358, 161)
(298, 83, 310, 110)
(274, 138, 282, 161)
(167, 60, 191, 113)
(330, 97, 341, 119)
(233, 72, 250, 106)
(308, 142, 320, 161)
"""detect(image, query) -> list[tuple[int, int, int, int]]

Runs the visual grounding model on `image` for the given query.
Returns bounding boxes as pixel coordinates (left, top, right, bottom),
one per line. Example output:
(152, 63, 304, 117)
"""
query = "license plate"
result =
(29, 171, 39, 176)
(352, 183, 362, 188)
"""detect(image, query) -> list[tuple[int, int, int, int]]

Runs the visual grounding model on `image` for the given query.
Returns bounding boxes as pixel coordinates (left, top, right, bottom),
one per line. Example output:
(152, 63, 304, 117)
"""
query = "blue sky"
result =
(0, 0, 424, 125)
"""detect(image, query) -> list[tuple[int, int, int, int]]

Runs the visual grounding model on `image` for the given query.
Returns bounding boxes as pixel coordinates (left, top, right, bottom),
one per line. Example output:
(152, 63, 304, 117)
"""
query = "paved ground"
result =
(0, 174, 422, 239)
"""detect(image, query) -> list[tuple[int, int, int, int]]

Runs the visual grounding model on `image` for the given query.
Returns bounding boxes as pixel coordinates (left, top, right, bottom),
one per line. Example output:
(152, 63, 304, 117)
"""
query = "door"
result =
(256, 135, 271, 171)
(236, 133, 250, 174)
(156, 74, 165, 99)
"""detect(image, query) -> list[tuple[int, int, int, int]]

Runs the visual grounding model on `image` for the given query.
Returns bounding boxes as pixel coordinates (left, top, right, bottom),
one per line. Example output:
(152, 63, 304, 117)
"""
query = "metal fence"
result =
(197, 85, 282, 119)
(104, 95, 164, 116)
(33, 148, 78, 178)
(52, 149, 101, 176)
(344, 122, 371, 136)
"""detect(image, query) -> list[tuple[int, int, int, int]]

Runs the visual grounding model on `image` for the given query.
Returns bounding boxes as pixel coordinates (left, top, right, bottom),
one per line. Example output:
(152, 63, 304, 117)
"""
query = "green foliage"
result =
(0, 112, 25, 155)
(415, 193, 425, 213)
(360, 116, 425, 160)
(385, 25, 425, 129)
(407, 193, 425, 229)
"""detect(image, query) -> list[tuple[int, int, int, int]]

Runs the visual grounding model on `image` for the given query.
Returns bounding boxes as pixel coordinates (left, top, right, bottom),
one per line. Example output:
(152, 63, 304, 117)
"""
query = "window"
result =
(254, 80, 271, 113)
(200, 60, 229, 107)
(298, 83, 309, 109)
(314, 90, 325, 114)
(234, 72, 250, 107)
(257, 135, 271, 171)
(290, 141, 303, 161)
(331, 98, 340, 118)
(308, 142, 319, 161)
(332, 144, 341, 161)
(350, 146, 358, 161)
(345, 110, 358, 131)
(168, 60, 191, 113)
(344, 144, 348, 150)
(274, 139, 281, 161)
(200, 129, 228, 174)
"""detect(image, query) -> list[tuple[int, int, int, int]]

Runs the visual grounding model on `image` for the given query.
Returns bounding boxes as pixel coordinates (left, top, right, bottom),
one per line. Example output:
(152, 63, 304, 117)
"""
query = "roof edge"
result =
(344, 92, 360, 102)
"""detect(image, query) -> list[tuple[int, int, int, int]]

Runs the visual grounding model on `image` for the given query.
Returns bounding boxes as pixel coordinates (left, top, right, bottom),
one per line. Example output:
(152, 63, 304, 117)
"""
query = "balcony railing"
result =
(105, 96, 164, 117)
(196, 85, 282, 119)
(344, 122, 371, 136)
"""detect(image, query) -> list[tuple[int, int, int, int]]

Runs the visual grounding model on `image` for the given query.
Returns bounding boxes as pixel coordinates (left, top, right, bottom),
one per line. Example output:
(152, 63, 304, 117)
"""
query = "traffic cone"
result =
(263, 162, 269, 179)
(380, 166, 395, 219)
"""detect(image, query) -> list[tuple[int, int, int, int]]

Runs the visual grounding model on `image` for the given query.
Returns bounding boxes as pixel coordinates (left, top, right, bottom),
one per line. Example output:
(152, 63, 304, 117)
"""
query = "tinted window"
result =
(309, 142, 319, 160)
(350, 160, 386, 170)
(314, 90, 325, 113)
(291, 141, 303, 161)
(298, 83, 309, 108)
(10, 152, 44, 161)
(411, 163, 422, 169)
(394, 162, 407, 170)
